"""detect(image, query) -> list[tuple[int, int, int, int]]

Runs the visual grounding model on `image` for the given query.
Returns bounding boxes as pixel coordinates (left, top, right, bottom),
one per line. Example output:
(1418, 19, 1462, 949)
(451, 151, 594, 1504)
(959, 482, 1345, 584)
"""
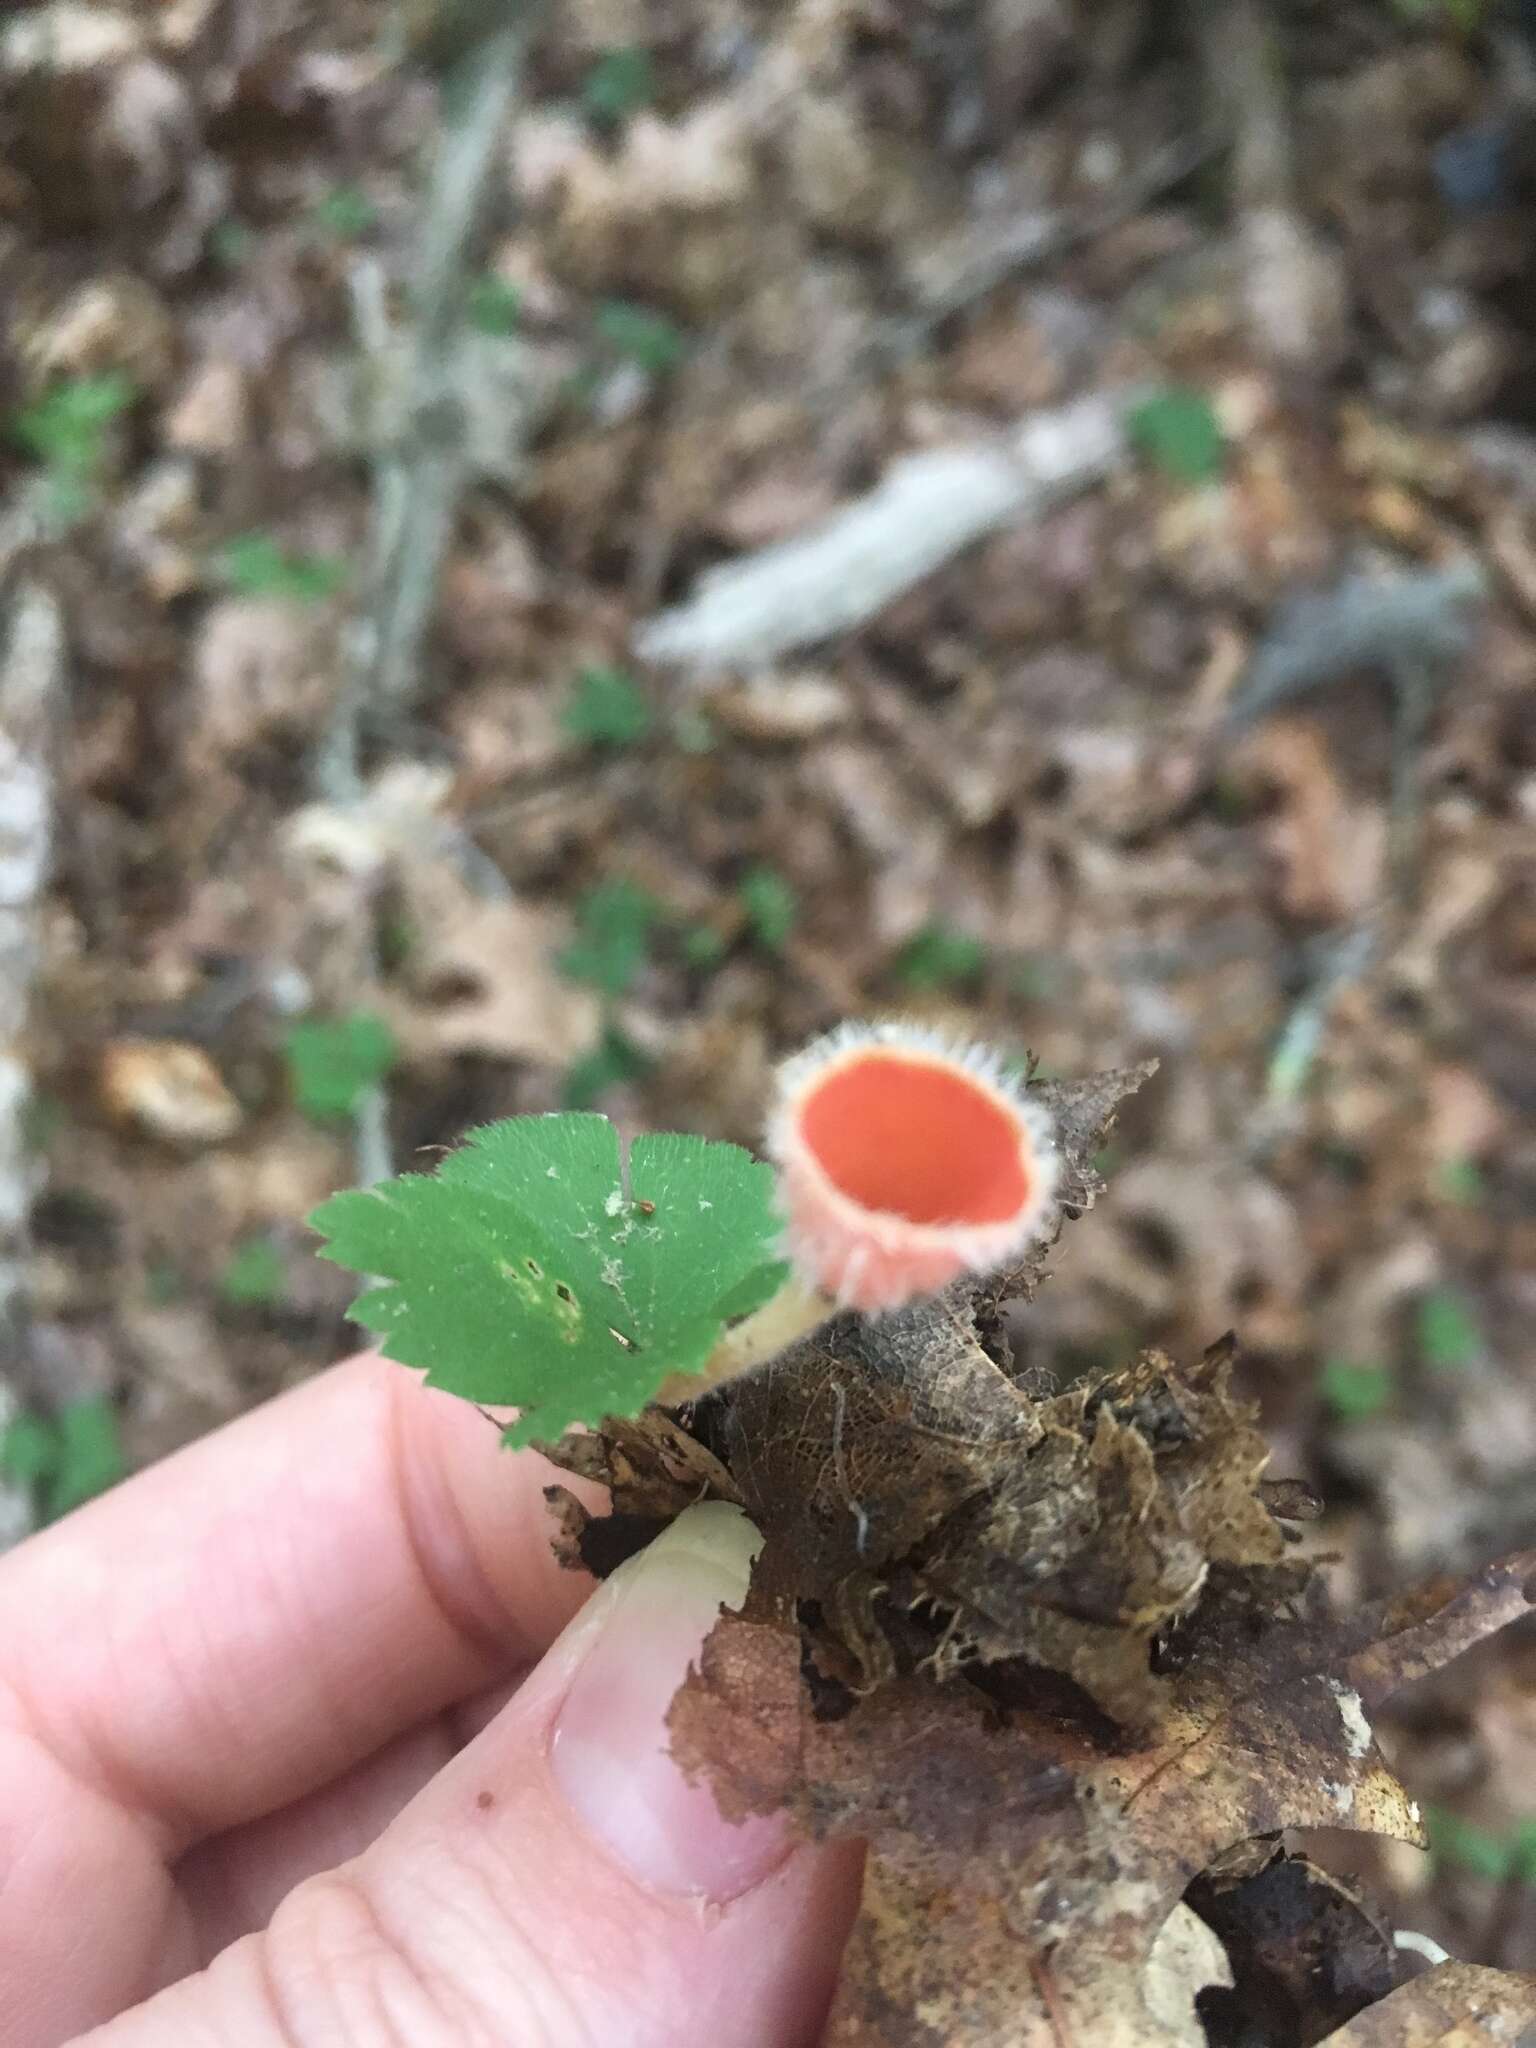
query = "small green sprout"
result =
(1127, 385, 1225, 486)
(558, 880, 661, 999)
(11, 370, 137, 524)
(466, 272, 523, 336)
(563, 665, 654, 749)
(1, 1394, 125, 1525)
(1425, 1808, 1536, 1884)
(682, 922, 728, 970)
(286, 1012, 398, 1125)
(1434, 1157, 1486, 1207)
(1319, 1356, 1394, 1421)
(593, 299, 688, 374)
(1416, 1286, 1482, 1372)
(217, 533, 348, 605)
(562, 1024, 651, 1110)
(221, 1237, 287, 1308)
(739, 865, 797, 952)
(894, 921, 987, 992)
(582, 45, 655, 125)
(209, 220, 255, 268)
(310, 183, 377, 240)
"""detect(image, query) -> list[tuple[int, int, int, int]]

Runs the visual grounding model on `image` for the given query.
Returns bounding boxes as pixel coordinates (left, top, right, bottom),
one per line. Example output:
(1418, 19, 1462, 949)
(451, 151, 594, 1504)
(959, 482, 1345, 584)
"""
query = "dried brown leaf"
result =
(669, 1541, 1536, 2048)
(1313, 1963, 1536, 2046)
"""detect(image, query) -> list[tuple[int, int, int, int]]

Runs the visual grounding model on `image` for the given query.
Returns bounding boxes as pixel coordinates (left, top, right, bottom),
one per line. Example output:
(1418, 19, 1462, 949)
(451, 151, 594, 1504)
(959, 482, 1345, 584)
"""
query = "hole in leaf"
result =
(555, 1282, 575, 1304)
(526, 1258, 543, 1278)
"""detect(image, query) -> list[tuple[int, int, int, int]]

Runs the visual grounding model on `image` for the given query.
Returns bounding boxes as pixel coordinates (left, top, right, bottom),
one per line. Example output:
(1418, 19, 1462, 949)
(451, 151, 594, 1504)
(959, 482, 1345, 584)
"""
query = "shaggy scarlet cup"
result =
(767, 1023, 1057, 1312)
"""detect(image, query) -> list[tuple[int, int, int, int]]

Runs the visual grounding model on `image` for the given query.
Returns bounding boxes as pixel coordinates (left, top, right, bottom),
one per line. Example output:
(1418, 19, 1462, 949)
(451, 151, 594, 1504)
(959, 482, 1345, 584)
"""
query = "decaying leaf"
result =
(1190, 1849, 1402, 2046)
(539, 1057, 1536, 2043)
(1313, 1962, 1536, 2046)
(668, 1546, 1536, 2048)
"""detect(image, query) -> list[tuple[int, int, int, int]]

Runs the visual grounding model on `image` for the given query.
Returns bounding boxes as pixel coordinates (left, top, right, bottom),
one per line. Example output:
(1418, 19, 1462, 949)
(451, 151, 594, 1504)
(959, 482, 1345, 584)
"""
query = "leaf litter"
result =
(541, 1062, 1536, 2044)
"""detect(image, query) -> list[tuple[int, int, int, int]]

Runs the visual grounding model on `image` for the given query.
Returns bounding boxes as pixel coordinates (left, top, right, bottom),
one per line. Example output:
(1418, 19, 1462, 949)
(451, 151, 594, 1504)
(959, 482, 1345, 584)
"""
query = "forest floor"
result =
(2, 0, 1535, 1977)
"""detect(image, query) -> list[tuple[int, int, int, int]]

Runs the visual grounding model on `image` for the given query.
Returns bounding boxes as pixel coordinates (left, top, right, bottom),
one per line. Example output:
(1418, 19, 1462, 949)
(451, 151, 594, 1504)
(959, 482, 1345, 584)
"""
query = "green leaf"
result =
(209, 220, 255, 268)
(894, 921, 986, 991)
(682, 922, 728, 970)
(286, 1012, 397, 1124)
(739, 865, 797, 951)
(44, 1395, 124, 1520)
(12, 371, 136, 476)
(1417, 1286, 1481, 1372)
(222, 1237, 287, 1307)
(582, 45, 655, 125)
(1127, 386, 1225, 486)
(563, 665, 653, 748)
(218, 533, 348, 605)
(0, 1411, 57, 1490)
(1510, 1819, 1536, 1886)
(1319, 1356, 1394, 1421)
(562, 1024, 651, 1108)
(311, 1113, 789, 1444)
(594, 299, 687, 374)
(1425, 1807, 1516, 1882)
(311, 183, 376, 240)
(558, 881, 660, 998)
(466, 272, 523, 336)
(1434, 1156, 1486, 1207)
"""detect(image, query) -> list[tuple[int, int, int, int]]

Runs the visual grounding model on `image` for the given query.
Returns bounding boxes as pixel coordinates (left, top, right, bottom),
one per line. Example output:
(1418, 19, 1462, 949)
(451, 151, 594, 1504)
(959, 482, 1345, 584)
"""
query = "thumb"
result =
(82, 1504, 863, 2048)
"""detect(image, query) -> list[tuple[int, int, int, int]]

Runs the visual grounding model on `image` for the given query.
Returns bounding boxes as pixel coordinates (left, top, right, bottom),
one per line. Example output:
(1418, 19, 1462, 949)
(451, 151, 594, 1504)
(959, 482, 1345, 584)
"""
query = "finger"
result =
(0, 1352, 601, 1865)
(176, 1678, 520, 1961)
(80, 1505, 865, 2048)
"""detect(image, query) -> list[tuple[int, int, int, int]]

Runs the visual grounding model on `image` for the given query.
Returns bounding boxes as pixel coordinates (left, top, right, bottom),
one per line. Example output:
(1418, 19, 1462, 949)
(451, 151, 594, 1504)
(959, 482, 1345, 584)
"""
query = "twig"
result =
(319, 10, 529, 796)
(634, 388, 1136, 674)
(314, 5, 532, 1186)
(0, 579, 66, 1549)
(1192, 0, 1345, 375)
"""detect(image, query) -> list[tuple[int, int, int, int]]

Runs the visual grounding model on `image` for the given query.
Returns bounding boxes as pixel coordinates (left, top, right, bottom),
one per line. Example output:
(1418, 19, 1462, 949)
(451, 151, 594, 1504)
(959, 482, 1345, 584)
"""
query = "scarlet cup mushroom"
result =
(660, 1022, 1058, 1404)
(768, 1020, 1058, 1312)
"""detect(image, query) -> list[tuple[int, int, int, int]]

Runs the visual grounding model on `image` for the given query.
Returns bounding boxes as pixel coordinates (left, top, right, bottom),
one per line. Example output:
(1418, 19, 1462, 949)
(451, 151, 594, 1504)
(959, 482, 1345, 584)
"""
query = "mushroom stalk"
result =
(655, 1271, 837, 1407)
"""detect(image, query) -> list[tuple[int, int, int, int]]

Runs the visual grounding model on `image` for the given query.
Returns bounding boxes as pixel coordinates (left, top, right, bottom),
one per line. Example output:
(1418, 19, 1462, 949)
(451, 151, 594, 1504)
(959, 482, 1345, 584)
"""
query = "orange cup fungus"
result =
(767, 1022, 1058, 1314)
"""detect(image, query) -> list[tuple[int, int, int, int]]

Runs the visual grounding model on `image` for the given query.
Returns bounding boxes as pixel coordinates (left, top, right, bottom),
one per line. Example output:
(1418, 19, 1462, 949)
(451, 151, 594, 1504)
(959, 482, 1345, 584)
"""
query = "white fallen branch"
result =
(633, 389, 1132, 673)
(0, 580, 65, 1549)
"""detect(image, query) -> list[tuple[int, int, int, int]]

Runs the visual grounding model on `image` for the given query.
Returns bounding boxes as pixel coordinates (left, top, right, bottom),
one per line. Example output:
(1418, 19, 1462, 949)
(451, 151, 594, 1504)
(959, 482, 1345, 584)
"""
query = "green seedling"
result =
(562, 1024, 652, 1110)
(1319, 1356, 1394, 1421)
(466, 272, 523, 336)
(558, 880, 661, 999)
(218, 533, 347, 605)
(1127, 385, 1225, 486)
(593, 299, 688, 374)
(563, 665, 653, 749)
(10, 370, 137, 525)
(582, 46, 654, 125)
(286, 1012, 398, 1125)
(1416, 1285, 1482, 1373)
(894, 922, 987, 992)
(221, 1237, 287, 1308)
(1, 1394, 125, 1525)
(739, 865, 797, 952)
(310, 183, 377, 240)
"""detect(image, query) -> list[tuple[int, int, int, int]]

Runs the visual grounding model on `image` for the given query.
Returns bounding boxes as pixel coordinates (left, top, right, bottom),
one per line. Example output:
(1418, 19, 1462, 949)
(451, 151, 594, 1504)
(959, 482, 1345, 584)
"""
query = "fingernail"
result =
(549, 1501, 793, 1900)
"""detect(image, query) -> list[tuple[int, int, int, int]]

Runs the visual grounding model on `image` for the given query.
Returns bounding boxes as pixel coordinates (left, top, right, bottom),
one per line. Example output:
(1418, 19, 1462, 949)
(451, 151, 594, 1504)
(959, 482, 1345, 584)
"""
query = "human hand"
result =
(0, 1355, 861, 2046)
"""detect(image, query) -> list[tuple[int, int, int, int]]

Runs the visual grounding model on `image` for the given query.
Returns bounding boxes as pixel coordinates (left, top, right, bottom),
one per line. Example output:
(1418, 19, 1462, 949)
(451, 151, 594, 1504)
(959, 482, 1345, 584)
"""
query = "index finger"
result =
(0, 1351, 601, 1859)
